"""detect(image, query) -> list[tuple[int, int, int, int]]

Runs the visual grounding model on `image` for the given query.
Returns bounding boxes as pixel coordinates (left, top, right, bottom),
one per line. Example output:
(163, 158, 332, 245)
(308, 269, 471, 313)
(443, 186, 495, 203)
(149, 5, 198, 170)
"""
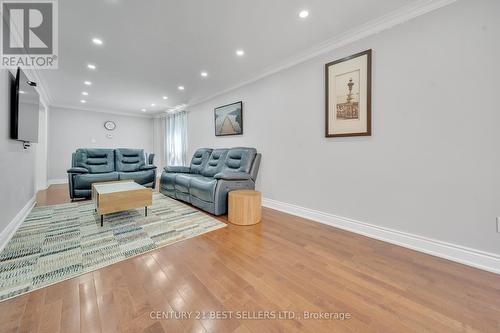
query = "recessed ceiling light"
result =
(299, 10, 309, 18)
(162, 96, 168, 100)
(80, 100, 86, 103)
(178, 86, 185, 91)
(151, 103, 156, 107)
(84, 81, 92, 86)
(235, 49, 245, 57)
(141, 108, 147, 112)
(201, 71, 208, 77)
(87, 63, 96, 70)
(92, 38, 103, 45)
(82, 91, 89, 96)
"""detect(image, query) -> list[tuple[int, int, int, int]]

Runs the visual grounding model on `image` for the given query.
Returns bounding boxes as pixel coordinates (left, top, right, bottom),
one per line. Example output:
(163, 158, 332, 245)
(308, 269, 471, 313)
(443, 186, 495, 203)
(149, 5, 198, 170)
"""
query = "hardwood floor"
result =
(0, 184, 499, 333)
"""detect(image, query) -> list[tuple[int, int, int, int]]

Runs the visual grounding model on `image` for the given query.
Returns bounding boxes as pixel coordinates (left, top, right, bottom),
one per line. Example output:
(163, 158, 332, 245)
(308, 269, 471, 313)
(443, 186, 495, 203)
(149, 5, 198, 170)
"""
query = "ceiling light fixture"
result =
(80, 100, 87, 103)
(235, 49, 245, 57)
(201, 71, 208, 77)
(178, 86, 185, 90)
(92, 38, 103, 45)
(82, 91, 89, 96)
(87, 63, 96, 70)
(162, 96, 168, 100)
(299, 10, 309, 18)
(151, 103, 156, 107)
(141, 108, 147, 112)
(84, 80, 92, 86)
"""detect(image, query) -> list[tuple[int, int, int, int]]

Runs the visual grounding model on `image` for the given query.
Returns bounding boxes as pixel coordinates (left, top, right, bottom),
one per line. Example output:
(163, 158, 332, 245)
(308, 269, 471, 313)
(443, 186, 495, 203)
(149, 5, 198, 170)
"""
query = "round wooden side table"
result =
(228, 190, 262, 226)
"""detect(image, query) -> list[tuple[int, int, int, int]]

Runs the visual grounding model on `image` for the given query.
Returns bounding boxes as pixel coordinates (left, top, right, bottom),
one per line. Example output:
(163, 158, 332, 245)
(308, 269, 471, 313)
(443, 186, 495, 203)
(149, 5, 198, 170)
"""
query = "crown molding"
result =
(189, 0, 457, 107)
(50, 103, 155, 119)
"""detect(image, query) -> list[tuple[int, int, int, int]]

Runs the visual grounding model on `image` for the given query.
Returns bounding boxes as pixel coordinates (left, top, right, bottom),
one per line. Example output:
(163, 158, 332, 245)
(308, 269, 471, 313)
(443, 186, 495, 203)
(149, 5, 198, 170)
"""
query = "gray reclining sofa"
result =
(160, 147, 261, 215)
(67, 148, 157, 199)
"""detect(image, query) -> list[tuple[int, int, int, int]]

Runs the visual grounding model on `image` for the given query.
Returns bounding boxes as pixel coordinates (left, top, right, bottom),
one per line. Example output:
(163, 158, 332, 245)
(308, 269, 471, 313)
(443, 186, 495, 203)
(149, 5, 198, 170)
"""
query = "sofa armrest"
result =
(140, 164, 157, 171)
(67, 167, 89, 174)
(164, 166, 191, 173)
(214, 172, 252, 180)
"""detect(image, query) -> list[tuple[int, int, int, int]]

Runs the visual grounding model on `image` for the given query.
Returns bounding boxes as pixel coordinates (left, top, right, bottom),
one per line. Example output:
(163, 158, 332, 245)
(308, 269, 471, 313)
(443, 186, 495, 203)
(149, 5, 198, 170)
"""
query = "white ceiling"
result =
(39, 0, 421, 115)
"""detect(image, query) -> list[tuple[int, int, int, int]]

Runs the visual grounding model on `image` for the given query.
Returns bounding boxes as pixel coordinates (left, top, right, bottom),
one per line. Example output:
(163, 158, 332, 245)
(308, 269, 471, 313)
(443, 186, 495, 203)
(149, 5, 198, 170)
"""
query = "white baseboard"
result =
(36, 182, 49, 192)
(0, 196, 36, 253)
(262, 198, 500, 275)
(47, 178, 68, 186)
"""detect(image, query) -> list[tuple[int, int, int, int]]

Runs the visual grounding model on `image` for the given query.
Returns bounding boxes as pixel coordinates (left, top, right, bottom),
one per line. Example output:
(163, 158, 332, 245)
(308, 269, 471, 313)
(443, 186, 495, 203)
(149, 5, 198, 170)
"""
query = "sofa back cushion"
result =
(201, 149, 228, 177)
(74, 148, 115, 174)
(221, 147, 257, 174)
(190, 148, 213, 174)
(115, 148, 145, 172)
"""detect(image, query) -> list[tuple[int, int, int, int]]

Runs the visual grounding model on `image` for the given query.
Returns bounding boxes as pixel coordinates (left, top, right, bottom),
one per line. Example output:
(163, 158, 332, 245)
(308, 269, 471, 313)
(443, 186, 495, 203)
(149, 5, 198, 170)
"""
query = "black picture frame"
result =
(214, 101, 243, 136)
(325, 49, 372, 137)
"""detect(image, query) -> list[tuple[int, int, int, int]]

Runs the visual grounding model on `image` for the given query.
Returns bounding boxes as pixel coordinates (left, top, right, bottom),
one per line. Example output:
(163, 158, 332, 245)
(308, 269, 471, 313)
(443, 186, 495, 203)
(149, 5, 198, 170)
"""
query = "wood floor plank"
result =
(0, 184, 497, 333)
(79, 278, 102, 333)
(18, 289, 45, 333)
(37, 299, 63, 333)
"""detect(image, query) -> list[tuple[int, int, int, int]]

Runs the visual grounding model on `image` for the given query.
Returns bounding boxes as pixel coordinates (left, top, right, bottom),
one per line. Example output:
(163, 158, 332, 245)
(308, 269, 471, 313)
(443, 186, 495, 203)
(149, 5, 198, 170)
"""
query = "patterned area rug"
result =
(0, 193, 225, 302)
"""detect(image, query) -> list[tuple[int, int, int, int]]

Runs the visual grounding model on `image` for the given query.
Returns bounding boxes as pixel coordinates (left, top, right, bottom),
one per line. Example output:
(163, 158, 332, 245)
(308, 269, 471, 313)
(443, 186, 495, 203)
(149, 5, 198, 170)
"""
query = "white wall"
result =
(0, 69, 36, 231)
(187, 0, 500, 255)
(153, 116, 166, 174)
(48, 107, 154, 181)
(35, 105, 48, 190)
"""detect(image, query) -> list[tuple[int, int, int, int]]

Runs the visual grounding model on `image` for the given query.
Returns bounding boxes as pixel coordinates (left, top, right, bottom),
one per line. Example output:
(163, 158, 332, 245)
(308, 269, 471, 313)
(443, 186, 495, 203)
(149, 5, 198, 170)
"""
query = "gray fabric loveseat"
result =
(67, 148, 157, 199)
(160, 147, 261, 215)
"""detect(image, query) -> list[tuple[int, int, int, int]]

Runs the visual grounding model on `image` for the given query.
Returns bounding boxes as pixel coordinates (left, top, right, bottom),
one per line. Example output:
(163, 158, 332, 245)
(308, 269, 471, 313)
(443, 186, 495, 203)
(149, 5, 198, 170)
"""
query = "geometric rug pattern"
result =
(0, 192, 225, 302)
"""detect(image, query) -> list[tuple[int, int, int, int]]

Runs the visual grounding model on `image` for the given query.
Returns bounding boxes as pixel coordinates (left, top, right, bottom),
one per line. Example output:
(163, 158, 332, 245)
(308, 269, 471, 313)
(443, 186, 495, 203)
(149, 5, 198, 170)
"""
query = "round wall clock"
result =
(104, 121, 116, 131)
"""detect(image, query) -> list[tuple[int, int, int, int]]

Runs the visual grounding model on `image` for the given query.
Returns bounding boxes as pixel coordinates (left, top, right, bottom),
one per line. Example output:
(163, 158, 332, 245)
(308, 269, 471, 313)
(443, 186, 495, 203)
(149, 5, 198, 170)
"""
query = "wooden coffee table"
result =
(92, 180, 152, 226)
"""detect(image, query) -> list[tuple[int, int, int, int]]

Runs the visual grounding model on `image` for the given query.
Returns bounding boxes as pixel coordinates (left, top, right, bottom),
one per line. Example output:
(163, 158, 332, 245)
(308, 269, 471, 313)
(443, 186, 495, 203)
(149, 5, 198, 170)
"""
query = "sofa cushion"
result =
(189, 148, 212, 174)
(201, 149, 228, 177)
(175, 174, 202, 194)
(74, 148, 115, 173)
(164, 166, 190, 173)
(161, 172, 177, 190)
(189, 176, 218, 202)
(73, 172, 119, 189)
(222, 147, 257, 174)
(118, 170, 155, 185)
(115, 148, 146, 172)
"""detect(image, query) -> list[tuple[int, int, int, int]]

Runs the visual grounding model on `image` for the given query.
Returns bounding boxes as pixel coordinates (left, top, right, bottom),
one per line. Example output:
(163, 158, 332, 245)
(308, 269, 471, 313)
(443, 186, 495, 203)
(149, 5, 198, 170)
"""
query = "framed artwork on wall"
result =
(214, 101, 243, 136)
(325, 49, 372, 137)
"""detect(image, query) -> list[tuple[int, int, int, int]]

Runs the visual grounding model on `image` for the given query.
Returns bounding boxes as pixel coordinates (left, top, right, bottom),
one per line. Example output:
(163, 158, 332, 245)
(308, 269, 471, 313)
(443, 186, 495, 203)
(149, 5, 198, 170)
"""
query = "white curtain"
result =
(165, 111, 188, 167)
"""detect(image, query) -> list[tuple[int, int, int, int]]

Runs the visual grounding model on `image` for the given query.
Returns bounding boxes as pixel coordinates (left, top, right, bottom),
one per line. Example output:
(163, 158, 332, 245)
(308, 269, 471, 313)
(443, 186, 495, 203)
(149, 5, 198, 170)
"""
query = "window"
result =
(165, 111, 187, 166)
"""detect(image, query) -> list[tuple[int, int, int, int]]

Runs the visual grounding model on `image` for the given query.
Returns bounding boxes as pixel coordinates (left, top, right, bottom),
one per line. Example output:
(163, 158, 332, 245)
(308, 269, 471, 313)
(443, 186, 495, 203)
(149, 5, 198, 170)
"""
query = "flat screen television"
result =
(10, 67, 39, 143)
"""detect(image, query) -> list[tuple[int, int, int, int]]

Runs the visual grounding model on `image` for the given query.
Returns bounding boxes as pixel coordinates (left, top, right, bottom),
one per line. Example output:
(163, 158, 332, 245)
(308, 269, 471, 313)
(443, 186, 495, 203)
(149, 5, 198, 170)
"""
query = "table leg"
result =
(101, 215, 103, 227)
(145, 206, 148, 217)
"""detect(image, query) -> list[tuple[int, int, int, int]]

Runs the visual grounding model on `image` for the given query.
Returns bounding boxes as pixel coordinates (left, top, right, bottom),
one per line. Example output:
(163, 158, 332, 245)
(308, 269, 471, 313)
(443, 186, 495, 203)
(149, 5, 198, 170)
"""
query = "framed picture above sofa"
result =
(214, 101, 243, 136)
(325, 49, 372, 137)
